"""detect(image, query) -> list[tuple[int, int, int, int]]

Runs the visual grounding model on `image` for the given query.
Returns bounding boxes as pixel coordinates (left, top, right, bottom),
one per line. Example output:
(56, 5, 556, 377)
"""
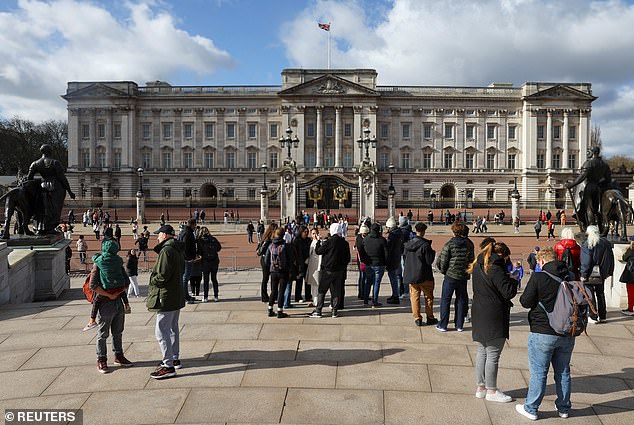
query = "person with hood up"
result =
(469, 241, 517, 403)
(363, 222, 389, 307)
(403, 222, 438, 326)
(147, 224, 186, 379)
(264, 227, 291, 318)
(436, 221, 475, 331)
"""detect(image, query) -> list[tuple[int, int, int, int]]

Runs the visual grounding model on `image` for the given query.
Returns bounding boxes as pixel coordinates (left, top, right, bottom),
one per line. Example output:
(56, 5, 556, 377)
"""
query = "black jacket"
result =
(197, 234, 222, 266)
(363, 232, 388, 267)
(619, 249, 634, 284)
(264, 238, 290, 273)
(290, 236, 310, 279)
(471, 253, 518, 342)
(520, 260, 569, 336)
(402, 236, 435, 284)
(386, 228, 404, 270)
(126, 255, 139, 277)
(355, 234, 370, 265)
(179, 227, 197, 261)
(580, 237, 614, 280)
(315, 234, 350, 272)
(436, 236, 475, 281)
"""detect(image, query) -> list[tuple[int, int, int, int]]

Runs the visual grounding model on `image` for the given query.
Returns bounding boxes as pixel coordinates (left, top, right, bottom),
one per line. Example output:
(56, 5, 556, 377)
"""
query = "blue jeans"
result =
(365, 265, 385, 304)
(387, 264, 402, 298)
(524, 332, 575, 415)
(438, 276, 468, 329)
(181, 261, 193, 300)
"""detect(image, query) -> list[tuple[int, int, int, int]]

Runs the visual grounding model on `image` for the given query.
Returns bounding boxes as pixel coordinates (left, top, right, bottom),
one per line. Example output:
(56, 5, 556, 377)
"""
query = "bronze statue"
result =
(1, 144, 75, 239)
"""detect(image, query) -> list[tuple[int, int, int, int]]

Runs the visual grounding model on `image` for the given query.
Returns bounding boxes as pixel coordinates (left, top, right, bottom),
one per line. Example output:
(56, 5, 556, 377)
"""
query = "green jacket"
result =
(146, 237, 186, 312)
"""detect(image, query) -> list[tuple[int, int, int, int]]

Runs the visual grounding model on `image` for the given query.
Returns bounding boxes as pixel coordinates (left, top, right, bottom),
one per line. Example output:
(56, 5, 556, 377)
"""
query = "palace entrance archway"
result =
(297, 175, 358, 215)
(439, 184, 456, 209)
(200, 183, 218, 208)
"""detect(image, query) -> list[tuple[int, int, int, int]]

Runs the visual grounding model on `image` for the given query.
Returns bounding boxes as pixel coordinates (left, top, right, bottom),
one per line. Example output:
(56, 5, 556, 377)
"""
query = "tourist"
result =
(354, 225, 370, 300)
(469, 241, 517, 403)
(511, 261, 524, 290)
(126, 249, 140, 298)
(385, 217, 404, 305)
(435, 221, 475, 332)
(160, 212, 165, 225)
(309, 222, 350, 318)
(87, 238, 133, 373)
(256, 220, 265, 242)
(427, 210, 433, 226)
(190, 256, 202, 299)
(147, 224, 185, 379)
(65, 244, 72, 274)
(580, 225, 614, 324)
(534, 220, 542, 240)
(178, 218, 198, 304)
(132, 220, 138, 240)
(618, 241, 634, 315)
(403, 222, 438, 326)
(200, 209, 206, 224)
(516, 247, 574, 420)
(547, 219, 556, 241)
(560, 211, 566, 226)
(257, 223, 279, 303)
(246, 221, 255, 244)
(514, 216, 520, 234)
(264, 228, 290, 318)
(283, 226, 293, 244)
(114, 224, 121, 246)
(135, 231, 148, 262)
(363, 222, 388, 307)
(197, 226, 222, 302)
(291, 226, 311, 303)
(306, 227, 322, 307)
(93, 221, 100, 240)
(553, 227, 581, 279)
(76, 235, 88, 265)
(398, 215, 413, 297)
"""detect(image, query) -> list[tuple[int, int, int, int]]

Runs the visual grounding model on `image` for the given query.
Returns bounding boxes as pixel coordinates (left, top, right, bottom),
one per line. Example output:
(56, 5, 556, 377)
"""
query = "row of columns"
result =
(544, 109, 589, 169)
(312, 106, 356, 168)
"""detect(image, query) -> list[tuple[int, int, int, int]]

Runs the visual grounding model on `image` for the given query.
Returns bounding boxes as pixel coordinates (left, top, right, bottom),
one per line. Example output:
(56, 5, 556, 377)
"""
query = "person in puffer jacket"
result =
(553, 227, 581, 279)
(435, 221, 475, 332)
(403, 222, 438, 326)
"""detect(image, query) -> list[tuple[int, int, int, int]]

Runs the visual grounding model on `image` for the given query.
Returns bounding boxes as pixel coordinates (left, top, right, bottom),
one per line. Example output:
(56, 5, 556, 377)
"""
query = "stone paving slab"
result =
(43, 365, 152, 395)
(0, 316, 73, 334)
(0, 308, 45, 321)
(177, 387, 287, 424)
(591, 335, 634, 358)
(487, 400, 601, 424)
(0, 348, 37, 372)
(428, 364, 527, 396)
(145, 360, 247, 389)
(569, 352, 634, 376)
(242, 360, 337, 388)
(0, 368, 63, 400)
(0, 329, 95, 351)
(124, 340, 215, 363)
(259, 323, 341, 341)
(295, 341, 384, 363)
(179, 323, 262, 340)
(20, 343, 131, 370)
(506, 330, 601, 355)
(591, 404, 634, 425)
(340, 324, 422, 343)
(281, 388, 384, 424)
(384, 391, 490, 425)
(0, 393, 90, 411)
(336, 361, 431, 391)
(210, 339, 299, 361)
(380, 342, 473, 366)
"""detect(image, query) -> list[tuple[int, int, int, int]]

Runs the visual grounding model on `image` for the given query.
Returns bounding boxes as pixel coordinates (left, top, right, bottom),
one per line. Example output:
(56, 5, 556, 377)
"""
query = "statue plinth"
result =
(4, 232, 64, 247)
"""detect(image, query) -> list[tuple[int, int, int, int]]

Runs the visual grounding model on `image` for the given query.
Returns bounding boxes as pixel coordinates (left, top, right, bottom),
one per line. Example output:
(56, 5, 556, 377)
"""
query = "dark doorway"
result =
(200, 183, 218, 208)
(298, 175, 357, 213)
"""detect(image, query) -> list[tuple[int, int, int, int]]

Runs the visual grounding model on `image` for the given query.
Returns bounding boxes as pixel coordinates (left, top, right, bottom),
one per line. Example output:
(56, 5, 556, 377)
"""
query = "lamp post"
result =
(261, 163, 268, 191)
(388, 164, 396, 219)
(431, 192, 436, 210)
(260, 163, 269, 223)
(356, 127, 377, 162)
(136, 167, 145, 224)
(279, 127, 299, 161)
(511, 177, 521, 230)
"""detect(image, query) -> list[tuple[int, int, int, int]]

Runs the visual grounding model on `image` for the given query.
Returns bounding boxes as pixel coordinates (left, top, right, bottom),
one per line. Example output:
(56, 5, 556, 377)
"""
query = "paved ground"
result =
(1, 269, 633, 424)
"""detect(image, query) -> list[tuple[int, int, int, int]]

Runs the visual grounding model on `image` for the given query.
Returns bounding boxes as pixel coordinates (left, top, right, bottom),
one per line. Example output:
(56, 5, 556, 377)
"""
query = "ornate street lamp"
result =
(137, 167, 144, 195)
(356, 127, 377, 161)
(261, 163, 268, 191)
(388, 164, 395, 192)
(279, 127, 299, 159)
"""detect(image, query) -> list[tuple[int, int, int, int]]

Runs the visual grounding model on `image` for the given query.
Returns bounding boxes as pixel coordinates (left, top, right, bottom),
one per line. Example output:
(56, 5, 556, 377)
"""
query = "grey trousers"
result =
(96, 299, 125, 359)
(475, 337, 506, 389)
(155, 310, 180, 368)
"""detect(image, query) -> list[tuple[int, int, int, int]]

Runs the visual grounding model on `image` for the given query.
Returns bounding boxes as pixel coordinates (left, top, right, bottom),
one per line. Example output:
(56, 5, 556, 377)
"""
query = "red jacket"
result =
(554, 239, 581, 278)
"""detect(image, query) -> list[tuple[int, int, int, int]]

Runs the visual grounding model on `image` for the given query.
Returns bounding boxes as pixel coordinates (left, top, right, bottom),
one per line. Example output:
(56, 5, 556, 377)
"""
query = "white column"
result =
(260, 189, 268, 223)
(68, 109, 80, 170)
(546, 110, 552, 169)
(316, 107, 323, 168)
(335, 105, 342, 167)
(579, 109, 589, 157)
(562, 110, 569, 169)
(353, 106, 362, 165)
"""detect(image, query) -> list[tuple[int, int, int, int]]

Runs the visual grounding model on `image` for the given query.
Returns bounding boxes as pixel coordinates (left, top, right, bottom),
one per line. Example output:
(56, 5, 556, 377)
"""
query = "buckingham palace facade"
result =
(63, 68, 595, 214)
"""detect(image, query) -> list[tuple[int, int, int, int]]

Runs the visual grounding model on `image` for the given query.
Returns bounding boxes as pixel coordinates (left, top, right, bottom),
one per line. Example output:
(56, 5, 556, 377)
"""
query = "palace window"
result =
(569, 125, 576, 139)
(507, 153, 516, 169)
(142, 152, 151, 169)
(163, 123, 172, 139)
(553, 153, 561, 169)
(444, 152, 453, 169)
(537, 125, 545, 139)
(204, 152, 214, 169)
(183, 123, 193, 139)
(247, 152, 257, 169)
(226, 123, 235, 139)
(226, 152, 235, 169)
(324, 150, 334, 167)
(248, 123, 257, 139)
(164, 188, 171, 199)
(424, 124, 432, 139)
(248, 188, 256, 200)
(402, 123, 410, 139)
(114, 123, 121, 139)
(380, 123, 389, 138)
(444, 123, 453, 139)
(537, 153, 545, 169)
(205, 123, 215, 139)
(269, 123, 278, 138)
(553, 125, 561, 139)
(142, 124, 151, 139)
(401, 153, 411, 170)
(379, 152, 389, 170)
(423, 153, 432, 169)
(508, 125, 516, 139)
(568, 154, 576, 169)
(402, 189, 409, 200)
(97, 123, 105, 139)
(487, 189, 495, 201)
(343, 150, 353, 168)
(306, 123, 315, 137)
(306, 150, 316, 167)
(487, 124, 495, 139)
(81, 150, 90, 169)
(466, 124, 474, 139)
(465, 153, 474, 169)
(325, 122, 333, 138)
(113, 151, 121, 171)
(162, 152, 172, 169)
(183, 152, 193, 169)
(269, 152, 278, 169)
(97, 151, 106, 168)
(486, 153, 495, 169)
(82, 124, 90, 138)
(344, 123, 352, 137)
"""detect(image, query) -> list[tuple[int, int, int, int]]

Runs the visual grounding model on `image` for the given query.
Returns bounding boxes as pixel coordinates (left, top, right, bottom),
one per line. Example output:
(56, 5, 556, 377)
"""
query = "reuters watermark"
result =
(4, 409, 82, 424)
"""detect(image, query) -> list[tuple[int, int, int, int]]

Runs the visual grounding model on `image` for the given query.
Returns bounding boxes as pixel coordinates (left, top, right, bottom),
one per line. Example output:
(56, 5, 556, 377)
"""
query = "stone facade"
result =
(63, 69, 596, 215)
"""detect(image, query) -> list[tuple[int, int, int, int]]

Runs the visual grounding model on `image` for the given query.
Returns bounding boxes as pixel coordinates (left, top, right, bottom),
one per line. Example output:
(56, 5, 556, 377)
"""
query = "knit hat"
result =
(359, 224, 369, 234)
(329, 222, 341, 236)
(398, 216, 408, 226)
(386, 217, 397, 229)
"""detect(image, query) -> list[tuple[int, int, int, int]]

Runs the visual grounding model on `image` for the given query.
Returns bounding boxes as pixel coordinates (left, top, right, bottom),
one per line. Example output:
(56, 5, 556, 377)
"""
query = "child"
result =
(83, 239, 131, 331)
(511, 261, 524, 290)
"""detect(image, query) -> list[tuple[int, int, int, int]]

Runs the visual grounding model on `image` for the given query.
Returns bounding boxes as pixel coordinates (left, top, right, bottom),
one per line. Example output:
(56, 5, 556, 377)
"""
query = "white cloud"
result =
(282, 0, 634, 156)
(0, 0, 234, 121)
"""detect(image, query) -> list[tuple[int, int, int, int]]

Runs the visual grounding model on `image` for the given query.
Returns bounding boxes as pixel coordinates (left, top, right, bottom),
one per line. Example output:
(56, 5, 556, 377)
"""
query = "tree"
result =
(591, 125, 602, 150)
(606, 155, 634, 172)
(0, 118, 67, 176)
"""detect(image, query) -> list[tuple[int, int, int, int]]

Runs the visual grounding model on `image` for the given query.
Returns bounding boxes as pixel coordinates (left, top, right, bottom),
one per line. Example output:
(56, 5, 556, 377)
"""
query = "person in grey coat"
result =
(580, 225, 614, 323)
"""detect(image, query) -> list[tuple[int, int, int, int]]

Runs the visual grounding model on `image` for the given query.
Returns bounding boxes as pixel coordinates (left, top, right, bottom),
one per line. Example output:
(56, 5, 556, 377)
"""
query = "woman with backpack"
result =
(468, 241, 518, 403)
(264, 227, 290, 318)
(618, 241, 634, 316)
(553, 227, 581, 279)
(256, 223, 279, 303)
(197, 227, 222, 302)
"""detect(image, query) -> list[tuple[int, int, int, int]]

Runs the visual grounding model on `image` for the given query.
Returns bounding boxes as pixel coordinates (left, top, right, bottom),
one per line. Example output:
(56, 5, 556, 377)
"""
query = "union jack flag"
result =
(318, 22, 330, 31)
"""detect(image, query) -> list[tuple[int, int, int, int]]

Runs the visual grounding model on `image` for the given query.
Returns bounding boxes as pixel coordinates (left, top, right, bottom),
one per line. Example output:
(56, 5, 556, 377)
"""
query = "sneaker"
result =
(150, 365, 176, 380)
(173, 359, 182, 369)
(267, 309, 276, 317)
(435, 325, 448, 332)
(465, 314, 471, 323)
(475, 388, 487, 399)
(598, 318, 607, 323)
(426, 317, 439, 326)
(515, 404, 537, 421)
(83, 322, 98, 331)
(415, 318, 424, 327)
(203, 298, 209, 303)
(372, 302, 382, 308)
(558, 411, 569, 419)
(124, 305, 131, 314)
(114, 354, 133, 367)
(277, 311, 289, 318)
(186, 299, 196, 305)
(588, 317, 599, 324)
(386, 296, 400, 305)
(485, 390, 512, 403)
(621, 309, 634, 316)
(97, 359, 109, 374)
(308, 311, 322, 318)
(332, 310, 338, 318)
(213, 297, 219, 302)
(456, 328, 464, 332)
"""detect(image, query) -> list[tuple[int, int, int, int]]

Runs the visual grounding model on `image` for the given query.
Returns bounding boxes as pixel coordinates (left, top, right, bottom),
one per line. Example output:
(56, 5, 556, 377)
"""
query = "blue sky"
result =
(1, 0, 634, 156)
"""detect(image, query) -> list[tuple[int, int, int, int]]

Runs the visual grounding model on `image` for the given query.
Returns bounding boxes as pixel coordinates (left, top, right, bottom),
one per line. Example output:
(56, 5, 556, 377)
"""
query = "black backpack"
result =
(561, 247, 574, 275)
(269, 243, 286, 273)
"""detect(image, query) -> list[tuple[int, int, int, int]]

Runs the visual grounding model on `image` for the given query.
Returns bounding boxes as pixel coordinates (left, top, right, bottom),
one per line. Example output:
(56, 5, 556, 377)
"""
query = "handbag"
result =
(586, 265, 603, 285)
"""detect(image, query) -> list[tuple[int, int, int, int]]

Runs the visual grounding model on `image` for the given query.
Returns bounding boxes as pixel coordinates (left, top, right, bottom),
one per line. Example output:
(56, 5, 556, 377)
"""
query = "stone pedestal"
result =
(358, 162, 376, 221)
(260, 188, 269, 223)
(280, 163, 297, 223)
(387, 189, 396, 220)
(0, 242, 10, 304)
(606, 243, 630, 309)
(136, 191, 146, 224)
(511, 193, 521, 226)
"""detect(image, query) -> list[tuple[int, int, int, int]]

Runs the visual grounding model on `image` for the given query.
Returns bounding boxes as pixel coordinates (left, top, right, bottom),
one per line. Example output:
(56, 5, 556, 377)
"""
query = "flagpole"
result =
(327, 22, 331, 69)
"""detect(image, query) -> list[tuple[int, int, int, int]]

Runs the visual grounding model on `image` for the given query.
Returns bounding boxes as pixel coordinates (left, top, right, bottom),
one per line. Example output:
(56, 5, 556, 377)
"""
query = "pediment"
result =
(278, 74, 378, 96)
(63, 83, 131, 100)
(524, 84, 597, 101)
